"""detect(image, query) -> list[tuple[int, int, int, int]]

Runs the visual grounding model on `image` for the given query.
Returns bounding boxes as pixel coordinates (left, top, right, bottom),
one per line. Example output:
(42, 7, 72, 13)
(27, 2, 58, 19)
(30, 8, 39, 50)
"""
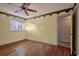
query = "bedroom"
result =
(0, 3, 78, 56)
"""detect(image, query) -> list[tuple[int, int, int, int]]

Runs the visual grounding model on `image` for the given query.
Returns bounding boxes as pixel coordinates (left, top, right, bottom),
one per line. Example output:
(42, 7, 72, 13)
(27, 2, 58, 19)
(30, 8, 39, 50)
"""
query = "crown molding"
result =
(0, 11, 27, 20)
(28, 7, 72, 19)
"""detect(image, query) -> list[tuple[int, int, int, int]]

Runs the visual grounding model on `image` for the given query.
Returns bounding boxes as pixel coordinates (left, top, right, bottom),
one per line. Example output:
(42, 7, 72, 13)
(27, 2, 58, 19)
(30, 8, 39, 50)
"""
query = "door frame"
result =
(72, 4, 77, 56)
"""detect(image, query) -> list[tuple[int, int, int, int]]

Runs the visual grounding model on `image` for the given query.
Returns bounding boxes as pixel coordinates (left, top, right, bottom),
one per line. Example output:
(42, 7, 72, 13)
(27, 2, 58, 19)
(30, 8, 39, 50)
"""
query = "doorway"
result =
(57, 14, 72, 54)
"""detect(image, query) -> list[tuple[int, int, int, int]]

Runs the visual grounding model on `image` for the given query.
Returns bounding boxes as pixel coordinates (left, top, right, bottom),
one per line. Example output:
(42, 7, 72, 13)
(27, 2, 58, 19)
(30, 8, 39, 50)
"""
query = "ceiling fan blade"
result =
(27, 8, 37, 12)
(21, 3, 30, 8)
(25, 3, 30, 7)
(24, 10, 29, 16)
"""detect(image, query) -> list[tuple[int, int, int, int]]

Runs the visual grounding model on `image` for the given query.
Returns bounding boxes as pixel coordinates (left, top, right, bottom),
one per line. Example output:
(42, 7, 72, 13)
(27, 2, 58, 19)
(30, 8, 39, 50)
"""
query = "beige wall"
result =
(0, 11, 71, 46)
(0, 14, 25, 45)
(25, 12, 68, 45)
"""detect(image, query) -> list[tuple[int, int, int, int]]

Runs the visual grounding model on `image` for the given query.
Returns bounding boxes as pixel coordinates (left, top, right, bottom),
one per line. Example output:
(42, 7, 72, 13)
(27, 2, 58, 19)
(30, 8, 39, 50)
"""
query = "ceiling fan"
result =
(13, 3, 37, 16)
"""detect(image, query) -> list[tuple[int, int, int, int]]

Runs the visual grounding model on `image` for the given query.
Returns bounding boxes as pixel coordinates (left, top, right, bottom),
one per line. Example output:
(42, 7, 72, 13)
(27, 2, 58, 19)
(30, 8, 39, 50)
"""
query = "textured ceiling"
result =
(0, 3, 74, 18)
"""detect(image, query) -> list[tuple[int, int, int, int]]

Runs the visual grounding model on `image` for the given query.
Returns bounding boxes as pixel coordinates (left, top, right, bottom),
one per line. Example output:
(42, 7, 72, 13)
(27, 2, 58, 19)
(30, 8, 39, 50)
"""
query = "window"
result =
(10, 20, 24, 31)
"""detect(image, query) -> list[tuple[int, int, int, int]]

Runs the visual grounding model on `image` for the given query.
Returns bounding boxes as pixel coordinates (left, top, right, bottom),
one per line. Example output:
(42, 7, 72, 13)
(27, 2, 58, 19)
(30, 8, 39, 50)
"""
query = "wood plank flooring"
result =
(0, 39, 70, 56)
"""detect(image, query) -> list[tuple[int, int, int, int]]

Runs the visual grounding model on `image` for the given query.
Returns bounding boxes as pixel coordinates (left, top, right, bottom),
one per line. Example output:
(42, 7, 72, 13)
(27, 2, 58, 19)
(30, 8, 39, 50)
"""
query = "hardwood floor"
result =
(0, 39, 70, 56)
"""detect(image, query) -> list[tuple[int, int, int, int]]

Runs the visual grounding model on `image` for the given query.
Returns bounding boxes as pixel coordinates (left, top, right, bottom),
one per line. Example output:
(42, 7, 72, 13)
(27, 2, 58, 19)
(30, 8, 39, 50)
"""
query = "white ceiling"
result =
(0, 3, 74, 18)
